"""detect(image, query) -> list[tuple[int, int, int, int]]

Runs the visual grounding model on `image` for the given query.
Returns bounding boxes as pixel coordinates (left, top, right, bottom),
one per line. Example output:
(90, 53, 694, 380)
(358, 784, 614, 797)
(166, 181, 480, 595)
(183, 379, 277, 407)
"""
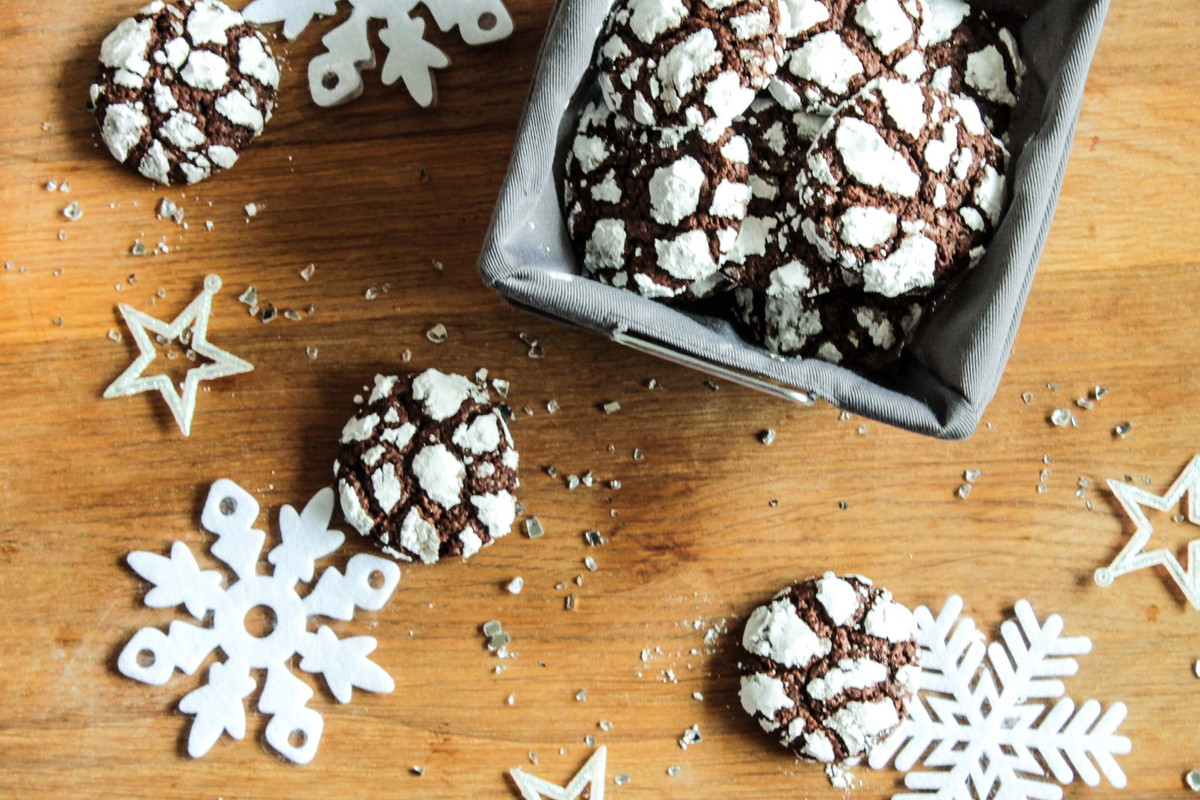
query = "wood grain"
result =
(2, 1, 1199, 797)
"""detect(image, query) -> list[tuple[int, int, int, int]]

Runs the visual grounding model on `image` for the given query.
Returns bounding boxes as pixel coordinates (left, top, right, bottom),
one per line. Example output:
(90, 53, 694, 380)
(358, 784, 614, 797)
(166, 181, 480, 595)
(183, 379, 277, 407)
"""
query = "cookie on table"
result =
(335, 371, 520, 565)
(564, 100, 752, 300)
(738, 572, 920, 762)
(769, 0, 928, 115)
(88, 0, 279, 185)
(597, 0, 786, 133)
(733, 281, 927, 366)
(921, 0, 1024, 134)
(722, 97, 830, 289)
(797, 78, 1008, 298)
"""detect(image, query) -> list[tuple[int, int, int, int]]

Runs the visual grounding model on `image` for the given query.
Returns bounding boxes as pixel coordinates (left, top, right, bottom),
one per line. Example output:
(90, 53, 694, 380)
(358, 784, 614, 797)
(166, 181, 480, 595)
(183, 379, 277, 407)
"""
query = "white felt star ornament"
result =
(1095, 455, 1200, 607)
(103, 274, 252, 436)
(509, 746, 606, 800)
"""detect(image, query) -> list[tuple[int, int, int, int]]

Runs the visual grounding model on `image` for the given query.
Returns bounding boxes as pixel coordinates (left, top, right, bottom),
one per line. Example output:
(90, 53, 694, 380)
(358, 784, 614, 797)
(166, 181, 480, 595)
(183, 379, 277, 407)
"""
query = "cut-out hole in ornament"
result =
(289, 729, 307, 749)
(219, 496, 237, 516)
(368, 570, 385, 589)
(137, 649, 156, 667)
(322, 73, 339, 91)
(478, 12, 497, 31)
(244, 605, 278, 639)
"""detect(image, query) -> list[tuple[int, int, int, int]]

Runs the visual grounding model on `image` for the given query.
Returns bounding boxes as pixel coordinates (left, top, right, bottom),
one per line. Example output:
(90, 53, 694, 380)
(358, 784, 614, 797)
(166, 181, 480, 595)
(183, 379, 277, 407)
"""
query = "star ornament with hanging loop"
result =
(103, 274, 252, 436)
(509, 746, 607, 800)
(1095, 455, 1200, 608)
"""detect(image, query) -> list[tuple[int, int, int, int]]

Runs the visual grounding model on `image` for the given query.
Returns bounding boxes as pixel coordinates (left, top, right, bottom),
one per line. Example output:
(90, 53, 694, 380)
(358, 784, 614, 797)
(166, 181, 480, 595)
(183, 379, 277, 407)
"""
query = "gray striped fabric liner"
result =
(479, 0, 1111, 439)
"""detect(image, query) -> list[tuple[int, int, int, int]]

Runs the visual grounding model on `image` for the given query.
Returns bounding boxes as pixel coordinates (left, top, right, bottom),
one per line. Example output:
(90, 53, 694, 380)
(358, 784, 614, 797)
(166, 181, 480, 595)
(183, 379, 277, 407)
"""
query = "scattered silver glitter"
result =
(602, 401, 621, 414)
(584, 556, 597, 571)
(581, 471, 594, 487)
(247, 304, 259, 317)
(964, 469, 981, 483)
(692, 692, 703, 701)
(401, 349, 412, 362)
(300, 264, 315, 281)
(667, 766, 681, 777)
(493, 379, 510, 398)
(609, 479, 621, 490)
(1177, 514, 1188, 524)
(574, 575, 583, 587)
(506, 694, 515, 706)
(238, 287, 258, 306)
(1078, 477, 1092, 489)
(1021, 392, 1033, 405)
(838, 501, 849, 510)
(528, 751, 538, 766)
(1187, 770, 1200, 792)
(482, 620, 502, 638)
(524, 517, 544, 539)
(632, 448, 645, 461)
(1037, 485, 1047, 494)
(564, 594, 576, 611)
(283, 309, 302, 322)
(58, 229, 67, 241)
(857, 424, 867, 435)
(1093, 385, 1109, 401)
(1114, 421, 1133, 438)
(1050, 408, 1072, 427)
(62, 202, 82, 221)
(584, 735, 595, 748)
(1044, 454, 1054, 465)
(156, 288, 167, 299)
(261, 305, 278, 324)
(306, 346, 319, 361)
(411, 766, 424, 776)
(614, 775, 630, 786)
(567, 475, 580, 490)
(59, 181, 70, 193)
(1046, 382, 1058, 390)
(584, 530, 603, 547)
(957, 484, 972, 500)
(1076, 397, 1094, 410)
(678, 724, 702, 749)
(45, 180, 57, 191)
(507, 577, 524, 595)
(575, 689, 587, 702)
(1040, 468, 1052, 482)
(364, 287, 380, 300)
(704, 380, 719, 391)
(545, 465, 558, 478)
(156, 198, 176, 219)
(647, 378, 662, 390)
(839, 411, 852, 421)
(599, 720, 613, 732)
(547, 399, 560, 414)
(426, 323, 448, 343)
(760, 429, 777, 445)
(523, 406, 534, 416)
(1193, 660, 1200, 679)
(52, 317, 63, 327)
(244, 203, 258, 217)
(107, 329, 123, 343)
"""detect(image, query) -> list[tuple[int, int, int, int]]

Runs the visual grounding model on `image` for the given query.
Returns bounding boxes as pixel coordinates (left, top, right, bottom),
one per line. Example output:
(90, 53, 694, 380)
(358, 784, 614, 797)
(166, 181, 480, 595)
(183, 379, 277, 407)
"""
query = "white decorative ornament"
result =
(869, 595, 1130, 799)
(509, 746, 607, 800)
(103, 274, 252, 436)
(1094, 455, 1200, 608)
(117, 479, 401, 764)
(243, 0, 513, 107)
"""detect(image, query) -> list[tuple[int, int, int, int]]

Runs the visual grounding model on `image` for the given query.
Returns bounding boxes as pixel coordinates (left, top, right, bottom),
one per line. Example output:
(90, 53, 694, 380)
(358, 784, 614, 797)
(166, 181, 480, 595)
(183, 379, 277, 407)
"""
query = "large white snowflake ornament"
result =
(117, 479, 401, 764)
(243, 0, 513, 107)
(869, 595, 1130, 800)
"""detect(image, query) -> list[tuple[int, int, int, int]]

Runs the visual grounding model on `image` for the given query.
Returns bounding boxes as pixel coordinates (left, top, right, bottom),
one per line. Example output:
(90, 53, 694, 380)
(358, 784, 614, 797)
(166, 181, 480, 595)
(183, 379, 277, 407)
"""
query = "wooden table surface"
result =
(3, 1, 1199, 797)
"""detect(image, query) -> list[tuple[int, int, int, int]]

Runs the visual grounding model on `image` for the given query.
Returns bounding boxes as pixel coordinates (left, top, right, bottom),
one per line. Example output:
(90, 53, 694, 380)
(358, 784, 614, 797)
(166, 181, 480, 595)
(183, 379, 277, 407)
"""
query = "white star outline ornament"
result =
(1095, 455, 1200, 608)
(103, 274, 252, 436)
(509, 746, 606, 800)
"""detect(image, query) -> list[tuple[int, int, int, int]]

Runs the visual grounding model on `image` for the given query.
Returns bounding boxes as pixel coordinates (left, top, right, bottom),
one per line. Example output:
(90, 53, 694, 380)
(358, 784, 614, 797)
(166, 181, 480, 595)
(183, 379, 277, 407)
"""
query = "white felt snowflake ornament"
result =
(117, 479, 401, 764)
(243, 0, 513, 107)
(869, 595, 1130, 800)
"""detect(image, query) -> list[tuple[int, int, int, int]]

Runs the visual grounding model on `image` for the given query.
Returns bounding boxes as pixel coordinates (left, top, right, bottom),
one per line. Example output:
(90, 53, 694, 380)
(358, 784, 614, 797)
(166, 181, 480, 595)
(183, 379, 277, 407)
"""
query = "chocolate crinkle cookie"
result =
(921, 0, 1024, 134)
(89, 0, 279, 185)
(335, 370, 520, 565)
(797, 78, 1007, 297)
(738, 572, 920, 762)
(564, 100, 752, 299)
(597, 0, 786, 134)
(769, 0, 928, 115)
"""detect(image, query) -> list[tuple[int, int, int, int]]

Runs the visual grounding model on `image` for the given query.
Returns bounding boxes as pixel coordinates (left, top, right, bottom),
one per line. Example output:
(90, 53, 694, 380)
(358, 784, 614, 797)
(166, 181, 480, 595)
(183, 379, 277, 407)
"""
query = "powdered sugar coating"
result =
(769, 0, 927, 114)
(597, 0, 785, 131)
(89, 0, 278, 185)
(335, 371, 519, 564)
(738, 573, 920, 761)
(564, 100, 750, 299)
(797, 79, 1008, 297)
